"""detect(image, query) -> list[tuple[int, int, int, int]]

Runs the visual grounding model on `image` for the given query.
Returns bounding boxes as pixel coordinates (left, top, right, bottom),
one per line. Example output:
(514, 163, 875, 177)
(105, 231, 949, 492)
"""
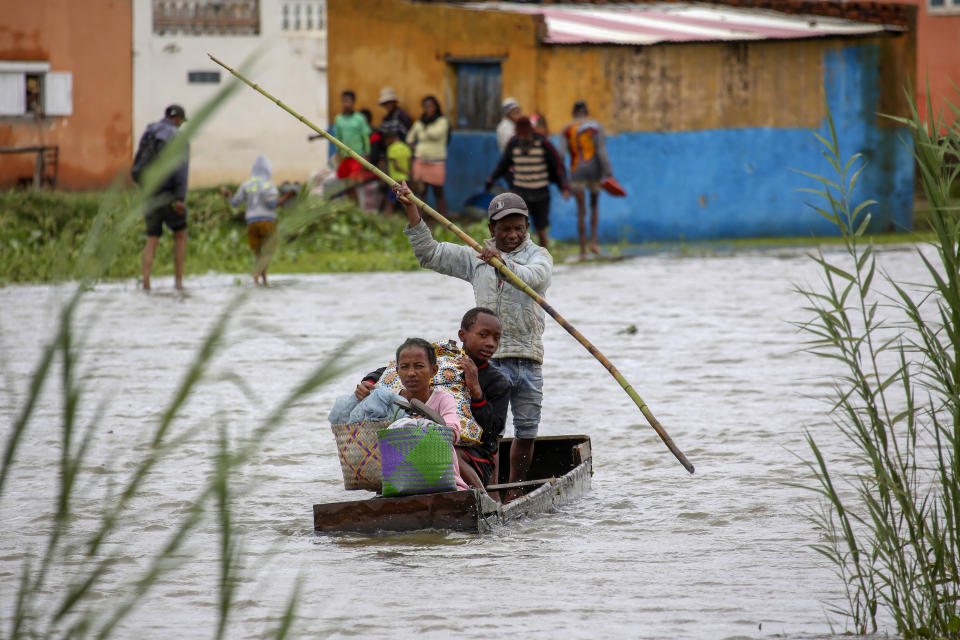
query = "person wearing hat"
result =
(393, 180, 552, 499)
(133, 104, 190, 291)
(563, 100, 614, 260)
(377, 86, 413, 139)
(496, 97, 522, 153)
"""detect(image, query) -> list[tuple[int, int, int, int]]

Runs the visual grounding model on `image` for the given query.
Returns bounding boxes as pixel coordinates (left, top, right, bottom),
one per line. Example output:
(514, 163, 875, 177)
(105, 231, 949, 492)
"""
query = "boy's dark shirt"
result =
(368, 129, 385, 167)
(382, 107, 413, 138)
(362, 361, 509, 456)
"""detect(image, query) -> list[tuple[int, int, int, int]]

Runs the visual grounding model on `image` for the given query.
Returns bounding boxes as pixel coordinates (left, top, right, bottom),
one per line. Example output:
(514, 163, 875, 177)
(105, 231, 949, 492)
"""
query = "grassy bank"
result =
(0, 187, 494, 285)
(0, 187, 939, 285)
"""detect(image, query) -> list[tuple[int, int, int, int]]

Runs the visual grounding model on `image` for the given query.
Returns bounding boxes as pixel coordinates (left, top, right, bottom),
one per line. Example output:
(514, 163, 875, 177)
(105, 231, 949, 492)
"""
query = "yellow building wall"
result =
(538, 34, 913, 135)
(330, 1, 911, 136)
(327, 0, 542, 126)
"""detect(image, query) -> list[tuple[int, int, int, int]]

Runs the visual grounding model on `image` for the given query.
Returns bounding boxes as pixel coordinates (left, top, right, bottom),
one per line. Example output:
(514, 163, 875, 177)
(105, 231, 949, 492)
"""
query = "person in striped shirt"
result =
(485, 116, 570, 250)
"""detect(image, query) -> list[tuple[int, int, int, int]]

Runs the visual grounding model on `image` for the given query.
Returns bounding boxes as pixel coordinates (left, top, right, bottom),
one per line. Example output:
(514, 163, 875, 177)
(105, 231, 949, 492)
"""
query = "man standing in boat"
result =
(394, 182, 552, 496)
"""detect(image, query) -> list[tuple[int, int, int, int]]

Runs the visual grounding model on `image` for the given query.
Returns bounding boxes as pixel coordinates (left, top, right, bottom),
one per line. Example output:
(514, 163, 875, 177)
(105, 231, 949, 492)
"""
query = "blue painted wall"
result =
(438, 43, 914, 242)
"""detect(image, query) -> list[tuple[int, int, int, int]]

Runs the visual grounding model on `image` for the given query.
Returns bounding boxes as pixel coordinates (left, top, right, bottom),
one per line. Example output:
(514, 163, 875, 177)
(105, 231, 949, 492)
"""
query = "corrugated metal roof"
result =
(465, 2, 903, 45)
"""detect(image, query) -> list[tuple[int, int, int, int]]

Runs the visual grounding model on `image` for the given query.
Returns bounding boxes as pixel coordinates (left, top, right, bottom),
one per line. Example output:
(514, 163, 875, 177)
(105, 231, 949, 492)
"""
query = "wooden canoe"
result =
(313, 435, 592, 534)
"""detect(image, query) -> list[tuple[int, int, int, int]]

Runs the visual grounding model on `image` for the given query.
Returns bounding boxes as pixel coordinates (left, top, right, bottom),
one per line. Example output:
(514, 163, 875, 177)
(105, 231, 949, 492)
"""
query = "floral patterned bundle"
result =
(377, 339, 484, 445)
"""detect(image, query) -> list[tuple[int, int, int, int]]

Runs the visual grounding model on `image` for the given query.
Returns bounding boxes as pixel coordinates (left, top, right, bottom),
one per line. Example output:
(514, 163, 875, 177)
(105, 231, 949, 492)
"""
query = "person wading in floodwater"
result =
(563, 100, 614, 261)
(394, 182, 552, 501)
(220, 154, 293, 286)
(134, 104, 190, 291)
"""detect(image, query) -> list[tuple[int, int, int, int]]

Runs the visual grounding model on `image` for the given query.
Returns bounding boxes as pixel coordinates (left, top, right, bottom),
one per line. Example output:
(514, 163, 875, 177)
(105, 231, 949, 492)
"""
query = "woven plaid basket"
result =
(378, 420, 457, 497)
(330, 420, 388, 491)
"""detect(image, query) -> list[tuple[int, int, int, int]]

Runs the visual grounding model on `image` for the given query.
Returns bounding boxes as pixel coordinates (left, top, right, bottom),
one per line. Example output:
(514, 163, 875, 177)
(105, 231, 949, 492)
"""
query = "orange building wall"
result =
(854, 0, 959, 122)
(0, 0, 132, 189)
(327, 0, 541, 128)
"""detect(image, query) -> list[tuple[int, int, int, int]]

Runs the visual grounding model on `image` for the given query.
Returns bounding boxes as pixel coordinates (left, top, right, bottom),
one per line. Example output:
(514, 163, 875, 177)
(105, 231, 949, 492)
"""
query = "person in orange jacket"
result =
(563, 101, 614, 260)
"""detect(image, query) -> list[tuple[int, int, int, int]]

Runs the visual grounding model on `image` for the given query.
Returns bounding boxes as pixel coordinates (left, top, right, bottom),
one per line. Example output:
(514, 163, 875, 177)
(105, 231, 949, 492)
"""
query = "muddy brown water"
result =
(0, 244, 928, 638)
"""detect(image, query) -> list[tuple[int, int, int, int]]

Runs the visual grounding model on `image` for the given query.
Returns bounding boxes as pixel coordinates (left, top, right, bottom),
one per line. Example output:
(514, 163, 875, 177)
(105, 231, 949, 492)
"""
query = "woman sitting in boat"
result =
(352, 310, 510, 490)
(391, 337, 460, 431)
(329, 338, 468, 489)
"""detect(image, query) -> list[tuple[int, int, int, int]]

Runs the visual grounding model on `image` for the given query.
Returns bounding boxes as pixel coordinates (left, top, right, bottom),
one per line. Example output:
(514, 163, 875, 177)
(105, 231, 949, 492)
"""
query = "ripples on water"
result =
(0, 245, 929, 639)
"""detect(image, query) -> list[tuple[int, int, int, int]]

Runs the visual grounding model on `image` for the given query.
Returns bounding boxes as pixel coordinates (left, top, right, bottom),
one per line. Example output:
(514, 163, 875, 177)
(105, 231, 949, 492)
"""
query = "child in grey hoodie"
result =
(221, 155, 291, 286)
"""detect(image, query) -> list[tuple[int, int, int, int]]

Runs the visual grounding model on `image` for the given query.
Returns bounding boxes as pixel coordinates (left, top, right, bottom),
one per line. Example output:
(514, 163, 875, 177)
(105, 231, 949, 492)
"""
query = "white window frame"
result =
(0, 61, 72, 118)
(927, 0, 960, 15)
(280, 1, 326, 32)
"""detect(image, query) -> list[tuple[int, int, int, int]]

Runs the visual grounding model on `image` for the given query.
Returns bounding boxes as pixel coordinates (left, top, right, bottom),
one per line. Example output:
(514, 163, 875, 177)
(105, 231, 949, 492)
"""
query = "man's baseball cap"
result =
(164, 104, 187, 120)
(488, 192, 529, 221)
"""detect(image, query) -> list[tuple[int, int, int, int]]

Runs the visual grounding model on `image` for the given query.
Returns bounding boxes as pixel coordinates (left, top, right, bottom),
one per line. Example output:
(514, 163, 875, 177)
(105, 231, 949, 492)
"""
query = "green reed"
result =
(1, 54, 340, 638)
(794, 92, 960, 638)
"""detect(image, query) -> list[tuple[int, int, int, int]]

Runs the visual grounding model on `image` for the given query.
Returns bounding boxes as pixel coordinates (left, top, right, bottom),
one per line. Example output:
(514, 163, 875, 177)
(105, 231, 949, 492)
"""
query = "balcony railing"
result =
(153, 1, 260, 36)
(281, 2, 325, 32)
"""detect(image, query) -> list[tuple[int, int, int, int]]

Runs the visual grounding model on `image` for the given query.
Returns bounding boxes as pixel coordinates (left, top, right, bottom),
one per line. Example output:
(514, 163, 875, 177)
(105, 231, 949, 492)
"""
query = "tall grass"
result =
(794, 95, 960, 638)
(0, 187, 495, 285)
(1, 58, 343, 638)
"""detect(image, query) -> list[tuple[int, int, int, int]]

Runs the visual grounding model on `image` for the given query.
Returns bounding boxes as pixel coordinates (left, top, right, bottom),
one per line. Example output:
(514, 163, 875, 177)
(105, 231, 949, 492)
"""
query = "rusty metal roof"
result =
(462, 2, 906, 44)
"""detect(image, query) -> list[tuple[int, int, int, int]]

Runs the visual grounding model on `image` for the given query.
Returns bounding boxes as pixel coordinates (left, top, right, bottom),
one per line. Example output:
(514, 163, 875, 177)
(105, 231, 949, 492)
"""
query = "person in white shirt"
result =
(496, 97, 522, 153)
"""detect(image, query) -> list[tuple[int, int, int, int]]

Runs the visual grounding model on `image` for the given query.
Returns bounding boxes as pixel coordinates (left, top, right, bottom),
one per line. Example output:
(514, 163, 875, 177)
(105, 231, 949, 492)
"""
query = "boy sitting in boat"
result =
(330, 337, 468, 489)
(356, 308, 510, 489)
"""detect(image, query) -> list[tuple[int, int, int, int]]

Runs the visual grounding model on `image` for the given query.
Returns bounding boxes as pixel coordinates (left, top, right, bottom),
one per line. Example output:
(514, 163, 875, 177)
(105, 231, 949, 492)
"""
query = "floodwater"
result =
(0, 243, 929, 639)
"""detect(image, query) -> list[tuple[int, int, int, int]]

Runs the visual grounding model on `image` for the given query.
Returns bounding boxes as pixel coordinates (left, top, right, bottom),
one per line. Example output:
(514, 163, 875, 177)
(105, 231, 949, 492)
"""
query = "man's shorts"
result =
(246, 219, 277, 253)
(145, 202, 187, 237)
(525, 196, 550, 231)
(570, 179, 601, 195)
(491, 357, 543, 439)
(512, 189, 550, 230)
(457, 444, 497, 486)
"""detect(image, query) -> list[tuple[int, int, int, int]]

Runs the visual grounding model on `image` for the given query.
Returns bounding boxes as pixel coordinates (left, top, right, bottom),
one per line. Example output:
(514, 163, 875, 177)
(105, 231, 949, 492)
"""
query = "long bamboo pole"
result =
(209, 54, 694, 474)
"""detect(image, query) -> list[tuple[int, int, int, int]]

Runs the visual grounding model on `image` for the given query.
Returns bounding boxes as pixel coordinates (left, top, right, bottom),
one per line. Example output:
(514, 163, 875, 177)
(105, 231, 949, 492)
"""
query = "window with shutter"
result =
(44, 72, 72, 116)
(0, 72, 26, 116)
(928, 0, 960, 12)
(0, 63, 72, 118)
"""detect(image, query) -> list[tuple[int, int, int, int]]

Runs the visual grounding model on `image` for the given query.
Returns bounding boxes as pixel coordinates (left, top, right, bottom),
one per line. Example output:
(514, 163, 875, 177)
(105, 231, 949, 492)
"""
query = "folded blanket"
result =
(328, 386, 403, 425)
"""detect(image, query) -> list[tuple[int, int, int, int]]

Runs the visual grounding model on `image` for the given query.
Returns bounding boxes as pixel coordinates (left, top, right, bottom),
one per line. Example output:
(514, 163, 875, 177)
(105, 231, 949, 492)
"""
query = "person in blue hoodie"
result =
(221, 154, 292, 286)
(136, 104, 189, 291)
